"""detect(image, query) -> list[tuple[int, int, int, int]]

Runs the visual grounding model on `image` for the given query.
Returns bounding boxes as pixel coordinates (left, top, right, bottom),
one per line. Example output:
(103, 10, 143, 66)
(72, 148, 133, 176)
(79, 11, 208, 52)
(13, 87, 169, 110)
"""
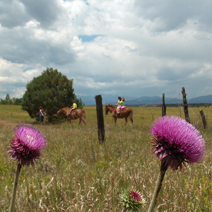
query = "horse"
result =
(57, 107, 86, 125)
(105, 104, 133, 124)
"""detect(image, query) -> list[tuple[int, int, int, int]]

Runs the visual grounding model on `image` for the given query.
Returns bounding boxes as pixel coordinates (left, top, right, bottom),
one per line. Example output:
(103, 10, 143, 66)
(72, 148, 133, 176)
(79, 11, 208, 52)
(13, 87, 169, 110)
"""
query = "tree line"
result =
(0, 94, 23, 105)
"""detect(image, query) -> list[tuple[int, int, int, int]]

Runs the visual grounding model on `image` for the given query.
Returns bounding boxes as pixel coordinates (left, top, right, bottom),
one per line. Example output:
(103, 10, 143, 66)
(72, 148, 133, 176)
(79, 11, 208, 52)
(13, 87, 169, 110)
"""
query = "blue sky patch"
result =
(78, 34, 103, 42)
(23, 68, 34, 72)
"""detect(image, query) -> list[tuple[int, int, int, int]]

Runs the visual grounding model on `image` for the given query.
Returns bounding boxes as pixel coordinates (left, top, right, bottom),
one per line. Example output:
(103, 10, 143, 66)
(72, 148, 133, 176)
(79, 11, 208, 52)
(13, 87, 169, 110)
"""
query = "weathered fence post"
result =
(162, 93, 166, 117)
(200, 110, 207, 129)
(95, 95, 105, 143)
(181, 87, 190, 123)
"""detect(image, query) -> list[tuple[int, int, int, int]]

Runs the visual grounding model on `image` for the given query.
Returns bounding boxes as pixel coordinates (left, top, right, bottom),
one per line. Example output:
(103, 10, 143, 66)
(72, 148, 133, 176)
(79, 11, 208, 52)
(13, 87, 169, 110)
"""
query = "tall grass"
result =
(0, 105, 212, 211)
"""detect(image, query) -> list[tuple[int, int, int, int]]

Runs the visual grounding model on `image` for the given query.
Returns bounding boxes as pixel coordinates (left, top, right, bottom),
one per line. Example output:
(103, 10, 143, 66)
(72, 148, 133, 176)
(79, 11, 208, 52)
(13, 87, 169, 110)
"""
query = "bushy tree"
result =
(22, 68, 82, 122)
(12, 98, 23, 105)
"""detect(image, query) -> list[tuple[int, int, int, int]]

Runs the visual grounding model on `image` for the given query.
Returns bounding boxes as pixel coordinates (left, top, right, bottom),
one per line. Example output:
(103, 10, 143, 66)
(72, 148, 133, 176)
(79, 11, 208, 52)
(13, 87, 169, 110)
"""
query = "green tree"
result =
(6, 94, 10, 100)
(0, 94, 13, 104)
(22, 67, 82, 122)
(12, 98, 23, 105)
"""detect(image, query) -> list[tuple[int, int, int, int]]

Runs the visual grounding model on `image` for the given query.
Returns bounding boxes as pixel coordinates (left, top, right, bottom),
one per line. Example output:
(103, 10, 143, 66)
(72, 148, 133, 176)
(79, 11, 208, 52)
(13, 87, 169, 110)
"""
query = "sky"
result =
(1, 0, 212, 101)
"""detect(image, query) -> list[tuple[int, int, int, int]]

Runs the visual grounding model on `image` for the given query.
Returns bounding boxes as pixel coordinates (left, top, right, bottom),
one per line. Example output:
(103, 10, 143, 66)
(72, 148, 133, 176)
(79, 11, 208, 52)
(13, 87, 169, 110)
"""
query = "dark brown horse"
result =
(105, 104, 133, 124)
(57, 107, 86, 125)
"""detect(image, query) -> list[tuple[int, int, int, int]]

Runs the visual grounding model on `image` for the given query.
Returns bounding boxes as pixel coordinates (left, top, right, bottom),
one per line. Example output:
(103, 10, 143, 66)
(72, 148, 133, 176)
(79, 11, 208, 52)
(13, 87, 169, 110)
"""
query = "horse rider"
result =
(116, 96, 121, 116)
(116, 97, 125, 116)
(119, 97, 125, 115)
(69, 100, 77, 118)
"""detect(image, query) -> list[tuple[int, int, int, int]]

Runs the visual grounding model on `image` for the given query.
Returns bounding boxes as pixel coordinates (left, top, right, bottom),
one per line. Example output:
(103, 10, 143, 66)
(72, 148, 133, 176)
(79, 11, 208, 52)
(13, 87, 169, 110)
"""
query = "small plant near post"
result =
(148, 116, 205, 212)
(162, 93, 166, 117)
(181, 87, 190, 123)
(200, 109, 207, 129)
(95, 95, 105, 143)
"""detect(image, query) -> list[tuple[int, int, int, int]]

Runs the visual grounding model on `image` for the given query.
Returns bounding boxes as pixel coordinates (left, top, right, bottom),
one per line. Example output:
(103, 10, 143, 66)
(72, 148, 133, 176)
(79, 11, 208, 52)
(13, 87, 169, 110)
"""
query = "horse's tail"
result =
(82, 109, 86, 120)
(129, 109, 133, 124)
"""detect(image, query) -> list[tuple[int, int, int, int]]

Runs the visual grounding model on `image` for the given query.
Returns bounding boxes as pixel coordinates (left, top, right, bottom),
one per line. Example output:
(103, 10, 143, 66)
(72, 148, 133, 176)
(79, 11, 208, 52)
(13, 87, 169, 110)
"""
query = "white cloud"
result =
(0, 0, 212, 99)
(0, 76, 9, 82)
(12, 87, 26, 98)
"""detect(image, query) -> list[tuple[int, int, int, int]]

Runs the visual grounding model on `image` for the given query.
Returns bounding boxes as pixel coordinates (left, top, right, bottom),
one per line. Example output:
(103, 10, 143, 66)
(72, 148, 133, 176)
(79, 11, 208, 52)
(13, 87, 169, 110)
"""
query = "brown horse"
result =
(57, 107, 86, 125)
(105, 104, 133, 124)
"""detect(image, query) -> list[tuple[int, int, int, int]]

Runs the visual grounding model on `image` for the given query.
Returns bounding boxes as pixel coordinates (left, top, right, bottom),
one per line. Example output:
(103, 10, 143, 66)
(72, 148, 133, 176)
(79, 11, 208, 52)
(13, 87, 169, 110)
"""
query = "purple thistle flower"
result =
(8, 124, 46, 166)
(150, 116, 205, 170)
(130, 190, 142, 202)
(120, 189, 145, 211)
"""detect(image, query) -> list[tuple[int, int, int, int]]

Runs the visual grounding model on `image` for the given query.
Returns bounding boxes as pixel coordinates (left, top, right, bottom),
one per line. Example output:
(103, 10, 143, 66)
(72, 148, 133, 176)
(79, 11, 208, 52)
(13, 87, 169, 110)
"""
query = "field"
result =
(0, 105, 212, 211)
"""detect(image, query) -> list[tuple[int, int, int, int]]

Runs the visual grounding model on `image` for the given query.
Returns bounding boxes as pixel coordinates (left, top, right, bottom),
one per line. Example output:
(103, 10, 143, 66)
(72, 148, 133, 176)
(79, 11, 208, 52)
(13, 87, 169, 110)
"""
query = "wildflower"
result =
(8, 124, 46, 212)
(130, 190, 142, 202)
(148, 116, 205, 212)
(150, 116, 205, 170)
(9, 124, 46, 166)
(120, 189, 145, 211)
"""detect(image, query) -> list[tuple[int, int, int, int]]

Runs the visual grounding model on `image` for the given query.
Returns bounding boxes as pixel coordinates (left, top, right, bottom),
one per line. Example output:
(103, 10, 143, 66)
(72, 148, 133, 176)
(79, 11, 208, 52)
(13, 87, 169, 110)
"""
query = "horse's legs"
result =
(82, 118, 86, 125)
(129, 111, 133, 124)
(79, 117, 86, 125)
(114, 117, 117, 124)
(79, 118, 81, 125)
(129, 114, 133, 124)
(125, 117, 128, 124)
(69, 118, 72, 124)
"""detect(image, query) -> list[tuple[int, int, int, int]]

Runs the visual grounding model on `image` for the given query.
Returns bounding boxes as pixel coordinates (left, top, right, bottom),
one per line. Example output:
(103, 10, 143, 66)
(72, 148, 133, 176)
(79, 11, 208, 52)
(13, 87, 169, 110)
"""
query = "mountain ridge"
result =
(77, 94, 212, 106)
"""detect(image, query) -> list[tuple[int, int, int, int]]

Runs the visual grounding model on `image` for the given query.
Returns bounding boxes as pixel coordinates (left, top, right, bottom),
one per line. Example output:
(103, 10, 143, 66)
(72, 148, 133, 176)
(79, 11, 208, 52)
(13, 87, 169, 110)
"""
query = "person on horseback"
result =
(116, 96, 121, 115)
(116, 96, 125, 116)
(121, 97, 125, 108)
(69, 100, 77, 118)
(119, 97, 126, 116)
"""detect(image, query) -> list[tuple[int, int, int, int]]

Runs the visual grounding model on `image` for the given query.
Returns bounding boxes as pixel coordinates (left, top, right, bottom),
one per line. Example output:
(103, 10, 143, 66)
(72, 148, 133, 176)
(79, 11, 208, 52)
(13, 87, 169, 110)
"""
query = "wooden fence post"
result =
(95, 95, 105, 143)
(181, 87, 190, 123)
(162, 93, 166, 117)
(200, 110, 207, 129)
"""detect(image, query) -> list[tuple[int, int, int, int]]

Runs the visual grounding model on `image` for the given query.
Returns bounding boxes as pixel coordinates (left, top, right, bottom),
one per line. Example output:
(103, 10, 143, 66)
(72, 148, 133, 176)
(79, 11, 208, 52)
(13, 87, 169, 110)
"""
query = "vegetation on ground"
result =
(0, 105, 212, 211)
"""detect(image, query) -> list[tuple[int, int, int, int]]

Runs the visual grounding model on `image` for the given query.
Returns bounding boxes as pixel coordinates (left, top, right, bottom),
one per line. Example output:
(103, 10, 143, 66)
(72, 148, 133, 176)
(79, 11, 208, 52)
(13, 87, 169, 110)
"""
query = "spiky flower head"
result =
(150, 116, 205, 170)
(8, 124, 46, 166)
(120, 189, 146, 211)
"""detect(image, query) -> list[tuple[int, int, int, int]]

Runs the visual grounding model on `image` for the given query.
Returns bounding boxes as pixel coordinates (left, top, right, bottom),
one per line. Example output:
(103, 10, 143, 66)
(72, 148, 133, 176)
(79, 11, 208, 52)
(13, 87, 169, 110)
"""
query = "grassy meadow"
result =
(0, 104, 212, 211)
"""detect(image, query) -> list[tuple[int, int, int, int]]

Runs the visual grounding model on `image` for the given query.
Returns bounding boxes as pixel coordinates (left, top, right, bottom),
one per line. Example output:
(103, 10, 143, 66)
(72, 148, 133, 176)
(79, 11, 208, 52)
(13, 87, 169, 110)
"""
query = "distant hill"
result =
(77, 94, 137, 106)
(77, 94, 212, 106)
(189, 95, 212, 104)
(125, 96, 181, 105)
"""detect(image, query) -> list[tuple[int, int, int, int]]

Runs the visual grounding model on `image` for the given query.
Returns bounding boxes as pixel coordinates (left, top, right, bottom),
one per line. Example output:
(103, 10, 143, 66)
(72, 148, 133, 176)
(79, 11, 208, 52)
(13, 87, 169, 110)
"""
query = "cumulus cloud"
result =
(0, 0, 212, 100)
(0, 0, 29, 28)
(0, 58, 42, 98)
(134, 0, 212, 32)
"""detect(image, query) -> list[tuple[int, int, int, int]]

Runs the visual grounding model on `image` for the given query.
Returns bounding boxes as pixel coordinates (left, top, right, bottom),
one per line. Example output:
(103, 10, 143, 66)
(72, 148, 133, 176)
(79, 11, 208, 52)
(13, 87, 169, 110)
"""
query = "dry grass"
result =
(0, 105, 212, 211)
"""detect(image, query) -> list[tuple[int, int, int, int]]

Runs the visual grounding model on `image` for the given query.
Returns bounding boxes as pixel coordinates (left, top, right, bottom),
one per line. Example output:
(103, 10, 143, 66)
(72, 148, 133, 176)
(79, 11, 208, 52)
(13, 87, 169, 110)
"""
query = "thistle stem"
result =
(148, 162, 167, 212)
(122, 207, 128, 212)
(9, 164, 22, 212)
